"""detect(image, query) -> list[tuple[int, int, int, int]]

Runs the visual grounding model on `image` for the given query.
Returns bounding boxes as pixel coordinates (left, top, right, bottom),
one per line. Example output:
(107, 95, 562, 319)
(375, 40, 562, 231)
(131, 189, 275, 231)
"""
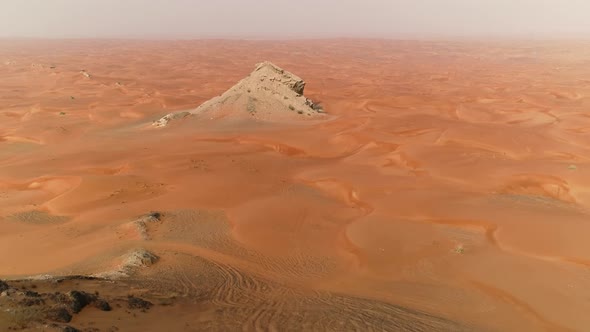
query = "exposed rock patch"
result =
(0, 280, 112, 329)
(93, 249, 159, 279)
(153, 111, 191, 127)
(127, 296, 153, 310)
(132, 211, 163, 240)
(49, 290, 112, 314)
(123, 249, 159, 269)
(154, 61, 325, 127)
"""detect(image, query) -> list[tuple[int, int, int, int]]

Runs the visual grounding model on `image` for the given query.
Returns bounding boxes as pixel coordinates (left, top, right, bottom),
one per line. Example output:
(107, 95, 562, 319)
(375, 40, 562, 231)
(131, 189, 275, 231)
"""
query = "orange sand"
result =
(1, 39, 590, 330)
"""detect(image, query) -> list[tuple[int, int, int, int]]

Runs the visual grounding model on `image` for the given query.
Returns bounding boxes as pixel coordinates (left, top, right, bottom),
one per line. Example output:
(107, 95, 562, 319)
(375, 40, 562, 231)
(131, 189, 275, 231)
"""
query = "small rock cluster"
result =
(127, 295, 153, 311)
(0, 278, 154, 331)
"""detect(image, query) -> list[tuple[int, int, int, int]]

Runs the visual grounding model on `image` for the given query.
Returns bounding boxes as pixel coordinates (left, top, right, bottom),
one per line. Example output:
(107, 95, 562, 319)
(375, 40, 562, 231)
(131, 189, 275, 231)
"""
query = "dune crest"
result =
(153, 61, 324, 127)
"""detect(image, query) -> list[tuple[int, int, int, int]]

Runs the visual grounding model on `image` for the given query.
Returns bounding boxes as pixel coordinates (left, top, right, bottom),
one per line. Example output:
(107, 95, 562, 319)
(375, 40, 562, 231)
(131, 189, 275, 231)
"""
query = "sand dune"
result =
(2, 39, 590, 331)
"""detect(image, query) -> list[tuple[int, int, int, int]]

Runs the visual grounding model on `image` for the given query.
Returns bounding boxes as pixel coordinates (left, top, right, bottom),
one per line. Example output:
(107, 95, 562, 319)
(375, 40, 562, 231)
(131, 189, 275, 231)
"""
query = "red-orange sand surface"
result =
(1, 39, 590, 331)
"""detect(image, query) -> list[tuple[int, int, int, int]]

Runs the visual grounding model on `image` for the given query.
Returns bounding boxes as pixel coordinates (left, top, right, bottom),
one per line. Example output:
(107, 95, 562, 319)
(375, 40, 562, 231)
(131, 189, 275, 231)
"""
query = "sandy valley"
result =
(1, 39, 590, 331)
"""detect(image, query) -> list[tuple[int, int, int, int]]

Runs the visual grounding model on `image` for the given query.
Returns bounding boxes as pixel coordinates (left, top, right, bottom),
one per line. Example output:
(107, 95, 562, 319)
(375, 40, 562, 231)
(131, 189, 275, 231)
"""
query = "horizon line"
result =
(2, 35, 590, 43)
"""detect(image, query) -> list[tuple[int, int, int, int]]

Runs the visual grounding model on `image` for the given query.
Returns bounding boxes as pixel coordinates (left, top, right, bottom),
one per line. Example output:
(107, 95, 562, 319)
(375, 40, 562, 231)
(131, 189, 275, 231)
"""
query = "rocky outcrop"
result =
(0, 279, 111, 328)
(93, 249, 159, 279)
(127, 295, 153, 310)
(152, 111, 191, 128)
(132, 211, 163, 240)
(153, 61, 324, 127)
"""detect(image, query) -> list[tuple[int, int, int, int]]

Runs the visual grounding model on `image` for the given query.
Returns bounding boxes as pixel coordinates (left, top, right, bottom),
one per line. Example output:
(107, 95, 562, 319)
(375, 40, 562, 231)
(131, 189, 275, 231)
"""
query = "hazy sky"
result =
(1, 0, 589, 39)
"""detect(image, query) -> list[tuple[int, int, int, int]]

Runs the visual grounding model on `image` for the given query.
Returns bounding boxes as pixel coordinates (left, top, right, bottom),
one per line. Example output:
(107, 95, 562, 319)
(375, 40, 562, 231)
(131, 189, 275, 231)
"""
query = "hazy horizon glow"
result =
(1, 0, 590, 39)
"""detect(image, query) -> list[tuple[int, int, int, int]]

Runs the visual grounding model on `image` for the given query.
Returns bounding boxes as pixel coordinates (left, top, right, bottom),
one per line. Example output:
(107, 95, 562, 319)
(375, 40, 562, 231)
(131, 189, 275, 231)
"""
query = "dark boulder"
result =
(127, 296, 153, 310)
(93, 299, 112, 311)
(19, 297, 45, 306)
(24, 290, 41, 297)
(65, 291, 95, 313)
(0, 279, 9, 292)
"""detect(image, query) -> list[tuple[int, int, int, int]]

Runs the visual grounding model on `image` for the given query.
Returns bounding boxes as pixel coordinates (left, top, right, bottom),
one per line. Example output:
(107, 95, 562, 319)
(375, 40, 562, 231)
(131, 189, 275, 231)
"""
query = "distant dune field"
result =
(1, 39, 590, 331)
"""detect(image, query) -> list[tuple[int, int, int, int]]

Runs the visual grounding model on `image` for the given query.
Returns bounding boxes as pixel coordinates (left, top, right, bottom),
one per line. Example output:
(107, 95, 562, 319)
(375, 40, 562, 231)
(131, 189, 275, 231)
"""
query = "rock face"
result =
(154, 61, 324, 127)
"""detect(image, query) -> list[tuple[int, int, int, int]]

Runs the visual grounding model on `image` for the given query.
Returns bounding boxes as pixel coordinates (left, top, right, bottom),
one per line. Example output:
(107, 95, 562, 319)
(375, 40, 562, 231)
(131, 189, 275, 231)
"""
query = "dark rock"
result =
(148, 211, 162, 220)
(308, 100, 323, 111)
(53, 275, 100, 283)
(0, 279, 9, 292)
(24, 290, 41, 297)
(127, 296, 153, 310)
(292, 80, 305, 95)
(50, 292, 67, 303)
(66, 291, 95, 313)
(93, 299, 112, 311)
(45, 307, 73, 323)
(19, 297, 45, 306)
(62, 326, 81, 332)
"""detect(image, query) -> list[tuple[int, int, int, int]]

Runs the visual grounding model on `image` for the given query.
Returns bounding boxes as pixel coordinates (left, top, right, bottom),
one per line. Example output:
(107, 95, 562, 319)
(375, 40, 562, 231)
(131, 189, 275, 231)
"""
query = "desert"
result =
(1, 39, 590, 331)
